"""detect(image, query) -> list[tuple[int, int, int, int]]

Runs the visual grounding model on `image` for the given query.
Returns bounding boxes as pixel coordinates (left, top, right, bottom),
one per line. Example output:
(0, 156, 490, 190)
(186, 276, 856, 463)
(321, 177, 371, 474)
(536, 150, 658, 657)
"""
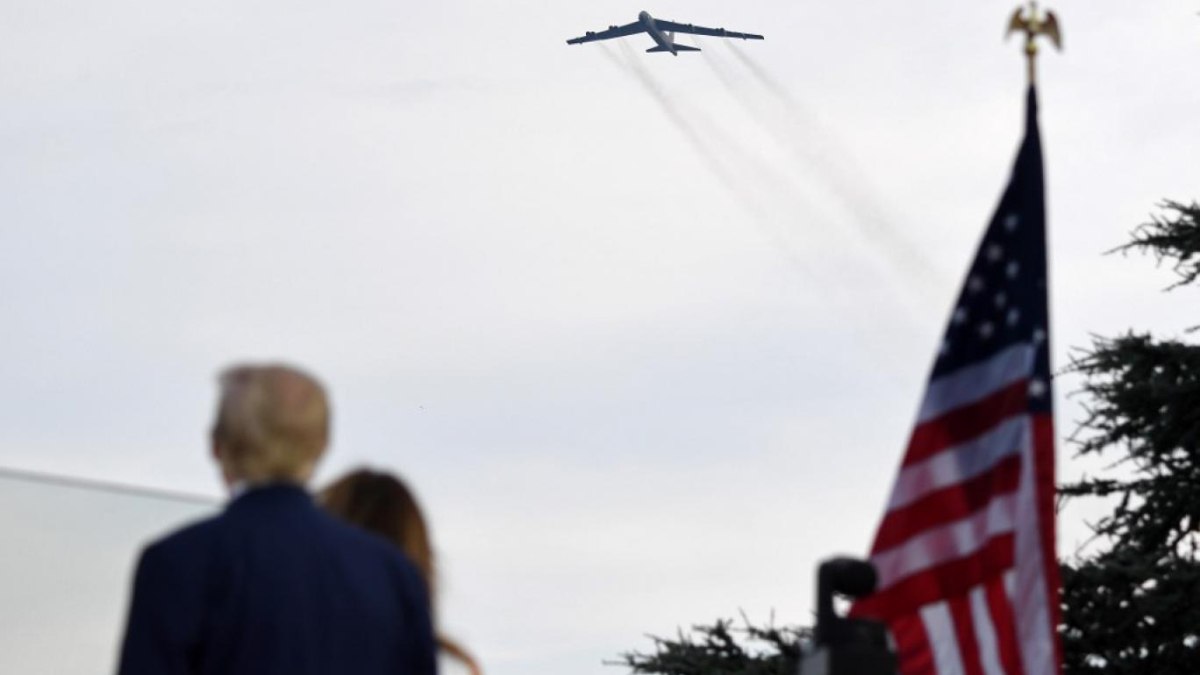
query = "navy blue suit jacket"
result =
(117, 484, 437, 675)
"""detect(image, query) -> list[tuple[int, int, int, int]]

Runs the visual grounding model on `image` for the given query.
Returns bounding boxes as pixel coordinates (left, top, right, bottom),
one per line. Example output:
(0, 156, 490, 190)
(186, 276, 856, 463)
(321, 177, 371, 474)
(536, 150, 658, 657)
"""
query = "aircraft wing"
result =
(653, 19, 764, 41)
(566, 21, 645, 45)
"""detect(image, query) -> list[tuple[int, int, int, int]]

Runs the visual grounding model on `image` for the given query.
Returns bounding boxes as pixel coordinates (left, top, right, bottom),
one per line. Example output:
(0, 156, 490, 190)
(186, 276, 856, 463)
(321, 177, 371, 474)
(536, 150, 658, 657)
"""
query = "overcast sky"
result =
(1, 1, 1198, 674)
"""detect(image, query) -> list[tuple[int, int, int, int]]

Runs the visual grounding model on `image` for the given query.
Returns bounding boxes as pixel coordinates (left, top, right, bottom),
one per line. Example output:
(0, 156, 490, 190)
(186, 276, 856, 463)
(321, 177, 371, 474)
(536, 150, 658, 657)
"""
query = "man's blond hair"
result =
(211, 364, 330, 483)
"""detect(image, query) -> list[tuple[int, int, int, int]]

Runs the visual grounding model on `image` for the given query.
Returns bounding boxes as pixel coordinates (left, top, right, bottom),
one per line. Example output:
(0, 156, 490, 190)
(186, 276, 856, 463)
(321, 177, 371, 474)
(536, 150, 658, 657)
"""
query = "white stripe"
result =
(969, 585, 1005, 675)
(1014, 419, 1057, 675)
(919, 344, 1035, 423)
(871, 493, 1019, 590)
(920, 601, 965, 675)
(887, 416, 1028, 510)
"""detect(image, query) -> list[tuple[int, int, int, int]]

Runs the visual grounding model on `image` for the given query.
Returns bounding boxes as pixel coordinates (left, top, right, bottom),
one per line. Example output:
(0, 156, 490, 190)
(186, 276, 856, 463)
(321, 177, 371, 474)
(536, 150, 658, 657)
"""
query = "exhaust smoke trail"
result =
(600, 41, 814, 276)
(725, 42, 805, 111)
(597, 42, 925, 335)
(603, 42, 748, 212)
(721, 42, 941, 293)
(694, 43, 833, 205)
(609, 42, 825, 226)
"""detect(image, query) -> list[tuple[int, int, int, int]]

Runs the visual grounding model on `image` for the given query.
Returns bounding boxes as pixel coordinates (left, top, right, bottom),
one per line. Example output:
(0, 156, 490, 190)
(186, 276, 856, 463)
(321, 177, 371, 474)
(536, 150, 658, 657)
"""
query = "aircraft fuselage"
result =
(638, 11, 678, 55)
(565, 10, 758, 54)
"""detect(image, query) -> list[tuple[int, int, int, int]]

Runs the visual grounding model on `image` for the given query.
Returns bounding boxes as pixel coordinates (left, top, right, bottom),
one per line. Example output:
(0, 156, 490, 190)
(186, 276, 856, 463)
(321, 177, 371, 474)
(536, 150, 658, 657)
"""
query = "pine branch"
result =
(613, 617, 809, 675)
(1115, 200, 1200, 289)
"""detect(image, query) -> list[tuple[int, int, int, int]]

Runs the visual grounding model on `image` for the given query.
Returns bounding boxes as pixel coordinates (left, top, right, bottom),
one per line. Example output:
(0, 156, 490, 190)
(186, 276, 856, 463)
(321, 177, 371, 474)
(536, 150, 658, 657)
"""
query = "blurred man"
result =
(117, 364, 437, 675)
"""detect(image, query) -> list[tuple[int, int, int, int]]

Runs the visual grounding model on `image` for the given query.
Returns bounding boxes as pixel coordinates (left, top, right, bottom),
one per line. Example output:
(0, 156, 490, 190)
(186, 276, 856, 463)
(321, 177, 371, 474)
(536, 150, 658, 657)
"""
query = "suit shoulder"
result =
(139, 511, 225, 561)
(317, 513, 427, 580)
(317, 510, 401, 555)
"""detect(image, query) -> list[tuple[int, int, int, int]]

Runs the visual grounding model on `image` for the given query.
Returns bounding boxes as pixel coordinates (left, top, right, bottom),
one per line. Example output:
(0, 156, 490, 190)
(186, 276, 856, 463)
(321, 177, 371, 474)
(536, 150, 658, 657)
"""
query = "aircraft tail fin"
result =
(646, 44, 700, 53)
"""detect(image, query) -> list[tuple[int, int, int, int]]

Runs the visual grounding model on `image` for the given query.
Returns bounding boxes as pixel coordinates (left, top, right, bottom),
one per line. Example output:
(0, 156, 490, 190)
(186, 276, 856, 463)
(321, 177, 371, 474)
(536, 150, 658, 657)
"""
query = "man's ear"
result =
(212, 440, 237, 486)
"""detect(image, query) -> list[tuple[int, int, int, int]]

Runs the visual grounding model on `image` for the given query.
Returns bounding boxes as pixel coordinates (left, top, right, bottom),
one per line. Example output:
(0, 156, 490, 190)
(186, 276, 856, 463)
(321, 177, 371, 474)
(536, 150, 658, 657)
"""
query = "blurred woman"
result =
(322, 468, 482, 675)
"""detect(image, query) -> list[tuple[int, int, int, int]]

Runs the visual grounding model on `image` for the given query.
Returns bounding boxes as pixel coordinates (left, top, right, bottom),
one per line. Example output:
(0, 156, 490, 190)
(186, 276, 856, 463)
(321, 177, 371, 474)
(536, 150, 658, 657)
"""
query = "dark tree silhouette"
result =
(614, 617, 807, 675)
(1059, 200, 1200, 674)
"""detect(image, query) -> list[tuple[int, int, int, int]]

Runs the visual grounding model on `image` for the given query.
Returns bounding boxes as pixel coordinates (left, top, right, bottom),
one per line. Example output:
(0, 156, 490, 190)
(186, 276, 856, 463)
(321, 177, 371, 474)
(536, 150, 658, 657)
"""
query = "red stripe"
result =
(904, 380, 1028, 467)
(873, 456, 1022, 552)
(948, 594, 985, 675)
(892, 613, 935, 675)
(985, 576, 1024, 675)
(1032, 414, 1063, 671)
(853, 533, 1014, 622)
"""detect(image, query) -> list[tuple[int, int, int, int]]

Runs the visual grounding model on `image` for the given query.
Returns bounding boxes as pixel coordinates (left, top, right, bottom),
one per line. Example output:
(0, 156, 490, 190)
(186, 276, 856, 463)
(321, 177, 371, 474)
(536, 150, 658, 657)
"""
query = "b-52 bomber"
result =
(566, 11, 764, 56)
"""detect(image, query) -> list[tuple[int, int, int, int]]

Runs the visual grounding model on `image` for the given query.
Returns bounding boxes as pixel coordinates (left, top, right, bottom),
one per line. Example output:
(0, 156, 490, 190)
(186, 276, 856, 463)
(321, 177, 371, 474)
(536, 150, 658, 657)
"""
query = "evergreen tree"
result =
(614, 617, 806, 675)
(1059, 200, 1200, 674)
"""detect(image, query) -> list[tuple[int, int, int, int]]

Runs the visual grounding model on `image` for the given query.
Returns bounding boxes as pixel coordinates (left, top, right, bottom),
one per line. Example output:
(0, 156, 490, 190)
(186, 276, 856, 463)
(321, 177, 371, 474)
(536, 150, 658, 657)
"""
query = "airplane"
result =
(566, 11, 764, 56)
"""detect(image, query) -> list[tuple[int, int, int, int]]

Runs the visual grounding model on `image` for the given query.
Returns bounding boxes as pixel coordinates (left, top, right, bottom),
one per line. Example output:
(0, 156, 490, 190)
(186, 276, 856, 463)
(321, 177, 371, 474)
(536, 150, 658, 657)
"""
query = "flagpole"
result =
(1006, 1, 1063, 85)
(849, 9, 1066, 675)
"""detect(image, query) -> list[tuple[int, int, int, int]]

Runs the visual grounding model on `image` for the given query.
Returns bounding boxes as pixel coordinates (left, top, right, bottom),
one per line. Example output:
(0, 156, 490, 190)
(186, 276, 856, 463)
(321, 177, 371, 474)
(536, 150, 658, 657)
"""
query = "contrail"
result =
(694, 44, 834, 205)
(610, 42, 829, 230)
(725, 42, 806, 110)
(699, 46, 743, 96)
(721, 42, 942, 293)
(702, 43, 828, 173)
(603, 42, 746, 208)
(607, 42, 931, 301)
(600, 41, 815, 276)
(598, 42, 925, 333)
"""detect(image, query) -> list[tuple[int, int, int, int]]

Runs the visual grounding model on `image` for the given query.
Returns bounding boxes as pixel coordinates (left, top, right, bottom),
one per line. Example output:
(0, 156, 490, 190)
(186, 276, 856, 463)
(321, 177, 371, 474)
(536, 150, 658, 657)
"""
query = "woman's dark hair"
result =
(322, 469, 435, 596)
(322, 468, 480, 675)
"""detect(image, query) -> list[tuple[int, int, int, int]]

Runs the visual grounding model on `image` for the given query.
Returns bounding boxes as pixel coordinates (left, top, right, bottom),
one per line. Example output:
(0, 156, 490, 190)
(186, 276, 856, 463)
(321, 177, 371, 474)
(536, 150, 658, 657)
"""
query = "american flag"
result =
(851, 87, 1061, 675)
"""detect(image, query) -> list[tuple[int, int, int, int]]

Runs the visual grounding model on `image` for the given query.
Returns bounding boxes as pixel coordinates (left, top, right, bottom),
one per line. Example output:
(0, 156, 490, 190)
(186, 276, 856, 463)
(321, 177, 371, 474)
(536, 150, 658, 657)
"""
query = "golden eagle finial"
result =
(1006, 2, 1062, 84)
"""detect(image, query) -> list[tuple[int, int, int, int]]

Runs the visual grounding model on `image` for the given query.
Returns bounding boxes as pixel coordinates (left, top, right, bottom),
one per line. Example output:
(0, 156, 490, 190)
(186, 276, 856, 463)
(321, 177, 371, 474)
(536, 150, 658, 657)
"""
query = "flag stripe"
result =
(1014, 415, 1060, 675)
(857, 533, 1015, 621)
(1033, 415, 1062, 673)
(893, 613, 936, 675)
(874, 455, 1021, 551)
(918, 344, 1035, 423)
(888, 416, 1026, 511)
(969, 585, 1006, 675)
(985, 575, 1024, 675)
(921, 602, 966, 675)
(904, 379, 1028, 467)
(948, 595, 986, 675)
(872, 494, 1017, 589)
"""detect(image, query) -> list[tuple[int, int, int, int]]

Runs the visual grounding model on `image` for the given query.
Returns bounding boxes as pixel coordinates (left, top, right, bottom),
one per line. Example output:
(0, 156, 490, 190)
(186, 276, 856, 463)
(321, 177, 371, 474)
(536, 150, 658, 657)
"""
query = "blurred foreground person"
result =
(117, 365, 437, 675)
(323, 469, 482, 675)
